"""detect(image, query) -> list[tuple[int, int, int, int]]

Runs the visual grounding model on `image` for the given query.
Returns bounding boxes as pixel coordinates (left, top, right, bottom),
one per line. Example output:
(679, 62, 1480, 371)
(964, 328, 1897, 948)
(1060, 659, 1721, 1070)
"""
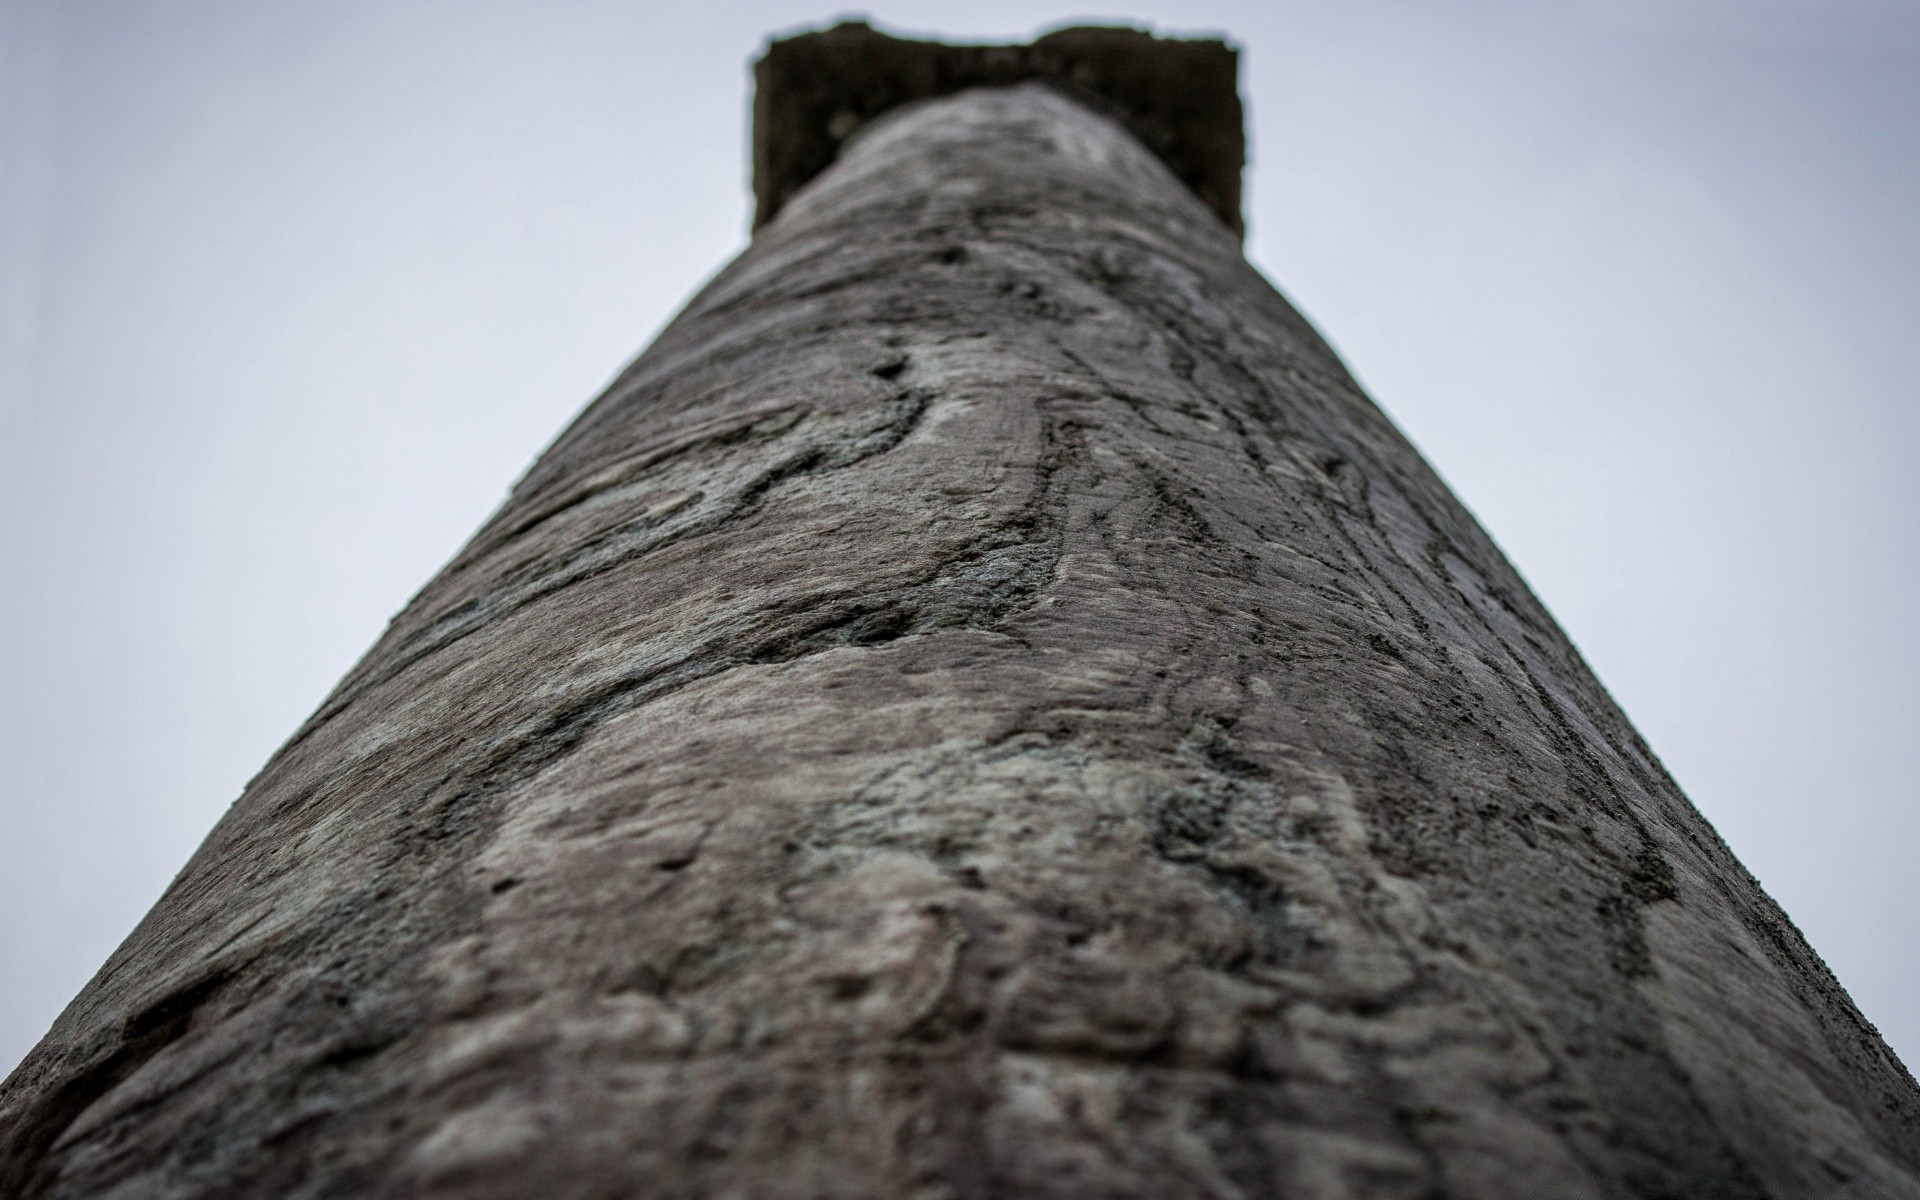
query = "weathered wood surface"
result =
(3, 83, 1916, 1199)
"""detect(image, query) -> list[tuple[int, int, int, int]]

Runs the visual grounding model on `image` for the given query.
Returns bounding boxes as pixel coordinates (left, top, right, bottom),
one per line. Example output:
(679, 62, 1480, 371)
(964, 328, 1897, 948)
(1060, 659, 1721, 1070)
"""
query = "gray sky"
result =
(2, 0, 1915, 1076)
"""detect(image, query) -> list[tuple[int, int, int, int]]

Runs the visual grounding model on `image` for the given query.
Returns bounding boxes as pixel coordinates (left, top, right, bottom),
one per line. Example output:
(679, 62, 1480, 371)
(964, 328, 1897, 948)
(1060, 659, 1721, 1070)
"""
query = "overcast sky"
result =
(2, 0, 1915, 1077)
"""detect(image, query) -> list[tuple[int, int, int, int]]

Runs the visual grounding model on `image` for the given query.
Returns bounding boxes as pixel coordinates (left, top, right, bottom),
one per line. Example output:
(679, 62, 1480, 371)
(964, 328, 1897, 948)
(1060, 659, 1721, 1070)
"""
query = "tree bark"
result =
(3, 81, 1916, 1200)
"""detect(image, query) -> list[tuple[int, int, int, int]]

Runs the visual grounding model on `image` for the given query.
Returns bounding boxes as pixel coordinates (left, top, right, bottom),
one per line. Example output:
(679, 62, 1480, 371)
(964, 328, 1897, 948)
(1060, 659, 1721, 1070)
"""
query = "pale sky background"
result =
(2, 0, 1915, 1078)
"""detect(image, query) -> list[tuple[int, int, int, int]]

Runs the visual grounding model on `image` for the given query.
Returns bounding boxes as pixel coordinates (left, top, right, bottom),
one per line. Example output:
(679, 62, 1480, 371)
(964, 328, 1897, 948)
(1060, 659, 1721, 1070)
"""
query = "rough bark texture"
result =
(3, 83, 1917, 1199)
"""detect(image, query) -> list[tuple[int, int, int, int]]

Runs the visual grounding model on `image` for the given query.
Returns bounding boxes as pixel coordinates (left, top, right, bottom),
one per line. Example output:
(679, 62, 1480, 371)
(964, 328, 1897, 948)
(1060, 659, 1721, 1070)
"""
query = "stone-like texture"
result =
(752, 22, 1243, 236)
(3, 82, 1917, 1199)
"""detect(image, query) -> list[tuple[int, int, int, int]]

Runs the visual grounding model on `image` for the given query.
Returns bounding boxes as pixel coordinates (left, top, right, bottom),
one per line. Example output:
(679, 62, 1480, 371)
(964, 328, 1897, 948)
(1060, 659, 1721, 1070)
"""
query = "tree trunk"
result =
(4, 70, 1917, 1200)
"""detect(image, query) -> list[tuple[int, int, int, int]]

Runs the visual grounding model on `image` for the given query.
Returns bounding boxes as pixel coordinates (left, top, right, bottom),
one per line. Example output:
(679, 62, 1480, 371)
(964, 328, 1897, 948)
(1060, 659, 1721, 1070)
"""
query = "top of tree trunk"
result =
(752, 21, 1245, 236)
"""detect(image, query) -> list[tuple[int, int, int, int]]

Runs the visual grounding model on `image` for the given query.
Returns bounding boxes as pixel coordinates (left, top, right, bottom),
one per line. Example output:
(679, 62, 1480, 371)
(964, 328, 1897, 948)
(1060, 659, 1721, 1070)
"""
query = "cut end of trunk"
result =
(752, 20, 1244, 236)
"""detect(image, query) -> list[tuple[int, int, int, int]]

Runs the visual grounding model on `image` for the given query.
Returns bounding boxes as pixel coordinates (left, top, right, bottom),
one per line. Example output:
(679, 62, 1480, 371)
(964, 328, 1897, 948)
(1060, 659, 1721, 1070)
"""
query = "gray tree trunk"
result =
(3, 81, 1916, 1200)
